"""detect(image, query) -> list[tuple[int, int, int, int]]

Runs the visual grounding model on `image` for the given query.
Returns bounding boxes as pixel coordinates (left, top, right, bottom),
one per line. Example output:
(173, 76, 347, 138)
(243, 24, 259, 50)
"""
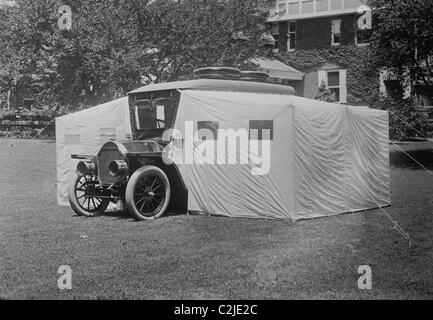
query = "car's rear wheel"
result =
(68, 174, 109, 217)
(125, 166, 170, 221)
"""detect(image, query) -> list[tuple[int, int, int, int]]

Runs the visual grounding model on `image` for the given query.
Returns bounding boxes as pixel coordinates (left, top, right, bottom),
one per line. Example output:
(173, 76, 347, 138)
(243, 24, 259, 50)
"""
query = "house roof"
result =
(251, 58, 305, 81)
(129, 78, 296, 95)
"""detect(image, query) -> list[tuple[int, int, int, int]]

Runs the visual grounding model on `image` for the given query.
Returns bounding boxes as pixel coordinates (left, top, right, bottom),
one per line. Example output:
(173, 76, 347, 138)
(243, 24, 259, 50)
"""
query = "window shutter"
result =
(278, 22, 288, 52)
(339, 69, 347, 103)
(318, 71, 327, 87)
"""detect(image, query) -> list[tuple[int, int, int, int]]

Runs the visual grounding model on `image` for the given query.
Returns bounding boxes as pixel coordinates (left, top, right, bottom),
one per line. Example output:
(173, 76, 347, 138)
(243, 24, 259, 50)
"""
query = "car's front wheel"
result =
(125, 166, 171, 221)
(68, 174, 110, 217)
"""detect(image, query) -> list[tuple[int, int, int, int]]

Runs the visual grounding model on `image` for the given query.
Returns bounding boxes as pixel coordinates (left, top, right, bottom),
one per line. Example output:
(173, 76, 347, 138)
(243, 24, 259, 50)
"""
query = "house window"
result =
(273, 34, 279, 51)
(345, 0, 362, 8)
(327, 71, 341, 101)
(318, 69, 347, 103)
(301, 0, 314, 14)
(271, 23, 279, 52)
(356, 28, 372, 45)
(356, 5, 372, 45)
(331, 19, 341, 46)
(331, 0, 342, 10)
(197, 121, 219, 140)
(288, 22, 297, 50)
(316, 0, 329, 11)
(249, 120, 274, 140)
(277, 0, 286, 13)
(288, 0, 300, 15)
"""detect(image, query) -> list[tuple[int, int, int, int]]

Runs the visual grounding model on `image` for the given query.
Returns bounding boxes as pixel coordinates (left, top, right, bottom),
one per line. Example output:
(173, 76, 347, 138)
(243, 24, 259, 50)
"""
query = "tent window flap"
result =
(249, 120, 274, 140)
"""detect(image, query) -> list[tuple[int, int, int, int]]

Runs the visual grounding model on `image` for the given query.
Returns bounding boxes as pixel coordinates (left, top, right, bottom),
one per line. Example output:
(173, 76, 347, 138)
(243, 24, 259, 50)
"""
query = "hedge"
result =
(0, 105, 88, 139)
(0, 104, 88, 122)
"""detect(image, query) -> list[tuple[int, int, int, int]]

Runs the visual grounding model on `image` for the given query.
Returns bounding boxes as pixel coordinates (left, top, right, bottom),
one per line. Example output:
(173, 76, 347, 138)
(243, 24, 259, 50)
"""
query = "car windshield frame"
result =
(134, 91, 177, 132)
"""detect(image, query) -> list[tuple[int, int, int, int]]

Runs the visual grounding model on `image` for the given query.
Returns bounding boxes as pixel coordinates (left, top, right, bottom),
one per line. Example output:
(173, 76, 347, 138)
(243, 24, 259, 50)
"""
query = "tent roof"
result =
(128, 78, 295, 95)
(57, 97, 129, 121)
(251, 58, 305, 81)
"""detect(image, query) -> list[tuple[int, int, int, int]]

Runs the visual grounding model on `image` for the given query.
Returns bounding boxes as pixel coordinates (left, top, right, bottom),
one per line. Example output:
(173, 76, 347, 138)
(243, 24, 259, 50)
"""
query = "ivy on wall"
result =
(272, 14, 379, 105)
(274, 46, 379, 106)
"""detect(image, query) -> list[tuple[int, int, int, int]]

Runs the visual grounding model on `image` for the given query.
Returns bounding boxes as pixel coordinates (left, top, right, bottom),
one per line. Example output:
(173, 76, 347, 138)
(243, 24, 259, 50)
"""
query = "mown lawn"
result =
(1, 138, 433, 299)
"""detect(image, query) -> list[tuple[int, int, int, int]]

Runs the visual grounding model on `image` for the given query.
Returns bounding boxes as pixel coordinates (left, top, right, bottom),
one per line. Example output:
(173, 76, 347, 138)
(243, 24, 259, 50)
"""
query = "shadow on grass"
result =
(98, 210, 184, 221)
(390, 149, 433, 170)
(70, 211, 132, 220)
(101, 210, 132, 220)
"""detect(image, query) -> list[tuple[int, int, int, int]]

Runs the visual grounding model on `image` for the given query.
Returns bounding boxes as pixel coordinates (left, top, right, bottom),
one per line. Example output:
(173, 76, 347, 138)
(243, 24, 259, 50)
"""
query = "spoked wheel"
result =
(125, 166, 170, 221)
(68, 174, 109, 217)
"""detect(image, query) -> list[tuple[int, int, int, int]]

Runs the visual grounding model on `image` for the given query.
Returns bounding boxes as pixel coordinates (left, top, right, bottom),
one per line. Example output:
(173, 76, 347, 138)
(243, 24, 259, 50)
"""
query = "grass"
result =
(1, 139, 433, 299)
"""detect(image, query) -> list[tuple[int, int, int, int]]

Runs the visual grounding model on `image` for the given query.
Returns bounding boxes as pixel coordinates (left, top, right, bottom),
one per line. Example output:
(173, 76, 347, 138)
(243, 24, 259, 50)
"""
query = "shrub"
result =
(315, 81, 337, 102)
(0, 105, 90, 139)
(373, 96, 431, 141)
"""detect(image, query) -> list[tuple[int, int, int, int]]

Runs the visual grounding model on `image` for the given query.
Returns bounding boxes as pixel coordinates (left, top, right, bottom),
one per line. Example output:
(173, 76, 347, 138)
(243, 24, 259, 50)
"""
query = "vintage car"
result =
(68, 68, 296, 220)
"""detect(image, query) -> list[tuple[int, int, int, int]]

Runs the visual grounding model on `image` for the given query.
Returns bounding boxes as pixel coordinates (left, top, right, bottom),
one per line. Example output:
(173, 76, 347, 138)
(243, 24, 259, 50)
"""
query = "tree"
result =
(367, 0, 433, 138)
(369, 0, 433, 89)
(314, 80, 336, 102)
(0, 0, 270, 108)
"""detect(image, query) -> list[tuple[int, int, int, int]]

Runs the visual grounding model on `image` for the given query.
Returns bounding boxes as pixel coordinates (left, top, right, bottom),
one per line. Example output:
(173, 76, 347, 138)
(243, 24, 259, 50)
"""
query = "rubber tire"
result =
(125, 166, 171, 221)
(68, 174, 109, 217)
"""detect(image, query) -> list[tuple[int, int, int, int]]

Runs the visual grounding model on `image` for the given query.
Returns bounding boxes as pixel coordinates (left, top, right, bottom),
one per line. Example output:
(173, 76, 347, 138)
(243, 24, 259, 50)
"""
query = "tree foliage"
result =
(374, 95, 431, 140)
(0, 0, 269, 107)
(314, 80, 336, 102)
(368, 0, 433, 87)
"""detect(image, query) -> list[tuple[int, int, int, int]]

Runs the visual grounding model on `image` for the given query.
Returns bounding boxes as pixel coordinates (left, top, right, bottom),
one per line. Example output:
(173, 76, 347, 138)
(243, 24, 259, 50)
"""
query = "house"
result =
(265, 0, 374, 105)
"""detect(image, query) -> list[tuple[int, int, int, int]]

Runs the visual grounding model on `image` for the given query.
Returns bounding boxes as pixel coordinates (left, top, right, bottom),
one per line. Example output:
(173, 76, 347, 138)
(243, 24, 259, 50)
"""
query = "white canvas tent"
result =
(172, 90, 390, 221)
(56, 97, 132, 206)
(55, 89, 390, 221)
